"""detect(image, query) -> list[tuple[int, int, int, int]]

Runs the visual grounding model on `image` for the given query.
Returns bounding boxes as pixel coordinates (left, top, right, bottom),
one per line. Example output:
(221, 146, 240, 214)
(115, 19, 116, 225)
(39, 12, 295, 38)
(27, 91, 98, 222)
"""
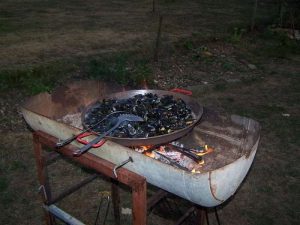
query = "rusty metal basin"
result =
(21, 81, 260, 207)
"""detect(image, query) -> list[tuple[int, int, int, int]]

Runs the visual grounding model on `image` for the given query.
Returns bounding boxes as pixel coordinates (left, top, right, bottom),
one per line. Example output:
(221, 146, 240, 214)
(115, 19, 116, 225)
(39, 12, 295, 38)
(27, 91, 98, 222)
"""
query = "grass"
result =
(213, 82, 228, 92)
(257, 29, 300, 58)
(222, 62, 235, 71)
(240, 75, 263, 84)
(214, 74, 299, 147)
(229, 28, 300, 61)
(88, 53, 153, 87)
(0, 175, 16, 208)
(9, 161, 27, 172)
(0, 177, 8, 192)
(204, 66, 299, 225)
(0, 190, 15, 207)
(227, 27, 247, 43)
(0, 61, 78, 94)
(0, 52, 152, 95)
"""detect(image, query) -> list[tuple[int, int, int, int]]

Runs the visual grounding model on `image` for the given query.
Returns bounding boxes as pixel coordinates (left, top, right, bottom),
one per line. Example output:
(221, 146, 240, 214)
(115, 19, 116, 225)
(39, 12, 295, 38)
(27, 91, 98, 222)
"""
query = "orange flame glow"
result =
(195, 145, 213, 156)
(140, 146, 152, 151)
(191, 169, 201, 173)
(198, 159, 205, 165)
(140, 145, 155, 158)
(145, 151, 155, 158)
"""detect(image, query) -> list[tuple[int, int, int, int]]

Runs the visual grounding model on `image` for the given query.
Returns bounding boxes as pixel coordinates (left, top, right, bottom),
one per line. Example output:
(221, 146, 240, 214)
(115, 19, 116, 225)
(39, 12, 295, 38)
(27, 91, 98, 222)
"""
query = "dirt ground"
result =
(0, 0, 299, 225)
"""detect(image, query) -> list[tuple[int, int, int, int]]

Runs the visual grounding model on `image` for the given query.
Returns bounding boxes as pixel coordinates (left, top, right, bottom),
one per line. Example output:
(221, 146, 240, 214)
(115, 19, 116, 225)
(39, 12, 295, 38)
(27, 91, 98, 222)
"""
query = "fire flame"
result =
(145, 151, 155, 158)
(191, 145, 214, 173)
(191, 169, 201, 174)
(195, 145, 213, 156)
(140, 145, 155, 158)
(140, 145, 152, 151)
(198, 159, 205, 165)
(138, 144, 213, 174)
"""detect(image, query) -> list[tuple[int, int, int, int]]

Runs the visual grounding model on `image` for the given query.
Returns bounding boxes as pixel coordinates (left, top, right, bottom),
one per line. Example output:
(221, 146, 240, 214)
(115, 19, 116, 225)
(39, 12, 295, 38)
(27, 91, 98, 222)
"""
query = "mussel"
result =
(84, 94, 194, 138)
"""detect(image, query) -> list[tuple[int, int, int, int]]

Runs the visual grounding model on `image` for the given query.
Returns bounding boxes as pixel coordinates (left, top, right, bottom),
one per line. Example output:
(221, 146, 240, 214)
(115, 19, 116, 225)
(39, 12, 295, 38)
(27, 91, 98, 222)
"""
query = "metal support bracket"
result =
(38, 185, 48, 202)
(113, 157, 133, 178)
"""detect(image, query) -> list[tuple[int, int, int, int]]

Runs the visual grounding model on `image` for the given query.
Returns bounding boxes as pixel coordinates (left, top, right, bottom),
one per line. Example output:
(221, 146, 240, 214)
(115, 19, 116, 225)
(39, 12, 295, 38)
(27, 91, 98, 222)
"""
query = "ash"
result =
(58, 113, 83, 129)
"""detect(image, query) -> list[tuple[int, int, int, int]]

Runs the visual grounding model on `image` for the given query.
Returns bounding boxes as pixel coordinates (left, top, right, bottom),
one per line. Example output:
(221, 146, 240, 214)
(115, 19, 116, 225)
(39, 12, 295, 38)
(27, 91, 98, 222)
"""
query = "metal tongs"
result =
(73, 114, 143, 156)
(56, 111, 125, 148)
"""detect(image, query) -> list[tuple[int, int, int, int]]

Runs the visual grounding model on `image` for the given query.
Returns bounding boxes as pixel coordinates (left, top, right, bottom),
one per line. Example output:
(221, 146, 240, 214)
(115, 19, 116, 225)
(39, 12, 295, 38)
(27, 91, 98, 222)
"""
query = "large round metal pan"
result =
(81, 89, 203, 146)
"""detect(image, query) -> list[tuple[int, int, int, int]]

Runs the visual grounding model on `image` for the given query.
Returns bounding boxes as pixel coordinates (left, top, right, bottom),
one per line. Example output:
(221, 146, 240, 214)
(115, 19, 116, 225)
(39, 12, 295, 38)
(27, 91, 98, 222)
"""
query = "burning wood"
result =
(134, 142, 213, 173)
(171, 142, 214, 156)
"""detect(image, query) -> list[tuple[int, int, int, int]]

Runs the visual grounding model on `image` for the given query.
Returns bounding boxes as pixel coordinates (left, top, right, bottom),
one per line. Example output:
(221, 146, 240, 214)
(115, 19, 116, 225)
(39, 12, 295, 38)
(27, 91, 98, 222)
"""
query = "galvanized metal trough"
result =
(21, 81, 260, 207)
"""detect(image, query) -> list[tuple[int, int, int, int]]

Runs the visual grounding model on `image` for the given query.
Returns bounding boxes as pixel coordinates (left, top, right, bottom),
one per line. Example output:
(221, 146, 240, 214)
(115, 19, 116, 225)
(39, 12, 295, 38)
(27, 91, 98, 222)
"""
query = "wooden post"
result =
(289, 9, 296, 38)
(35, 131, 148, 225)
(32, 133, 55, 225)
(195, 206, 206, 225)
(278, 0, 284, 28)
(251, 0, 258, 31)
(154, 15, 163, 62)
(111, 180, 121, 225)
(132, 180, 147, 225)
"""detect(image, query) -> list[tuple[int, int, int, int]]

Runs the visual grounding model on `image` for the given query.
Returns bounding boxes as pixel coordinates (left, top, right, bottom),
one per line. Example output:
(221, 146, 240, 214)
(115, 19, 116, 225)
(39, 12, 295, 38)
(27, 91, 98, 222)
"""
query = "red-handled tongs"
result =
(56, 111, 125, 148)
(73, 114, 143, 156)
(170, 88, 192, 96)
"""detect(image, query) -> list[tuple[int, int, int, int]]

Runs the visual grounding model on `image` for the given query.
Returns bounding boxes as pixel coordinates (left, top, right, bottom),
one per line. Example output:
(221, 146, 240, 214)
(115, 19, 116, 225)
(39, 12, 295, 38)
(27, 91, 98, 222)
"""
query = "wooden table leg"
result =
(33, 133, 55, 225)
(132, 180, 147, 225)
(35, 131, 149, 225)
(111, 179, 121, 225)
(195, 206, 206, 225)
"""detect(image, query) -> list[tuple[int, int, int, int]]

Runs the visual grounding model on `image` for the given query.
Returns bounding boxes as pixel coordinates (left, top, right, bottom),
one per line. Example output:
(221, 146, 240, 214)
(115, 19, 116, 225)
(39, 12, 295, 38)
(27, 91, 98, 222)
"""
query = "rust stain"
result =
(208, 171, 224, 202)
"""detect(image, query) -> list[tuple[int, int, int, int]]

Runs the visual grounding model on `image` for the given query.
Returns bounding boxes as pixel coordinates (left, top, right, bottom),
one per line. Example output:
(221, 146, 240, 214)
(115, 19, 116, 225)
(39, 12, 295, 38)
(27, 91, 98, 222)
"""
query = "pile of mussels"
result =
(84, 93, 194, 138)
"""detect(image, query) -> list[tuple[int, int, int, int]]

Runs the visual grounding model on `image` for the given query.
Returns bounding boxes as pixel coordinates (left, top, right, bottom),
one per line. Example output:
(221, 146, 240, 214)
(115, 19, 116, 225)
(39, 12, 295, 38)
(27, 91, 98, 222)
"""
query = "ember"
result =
(84, 93, 194, 138)
(134, 142, 213, 173)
